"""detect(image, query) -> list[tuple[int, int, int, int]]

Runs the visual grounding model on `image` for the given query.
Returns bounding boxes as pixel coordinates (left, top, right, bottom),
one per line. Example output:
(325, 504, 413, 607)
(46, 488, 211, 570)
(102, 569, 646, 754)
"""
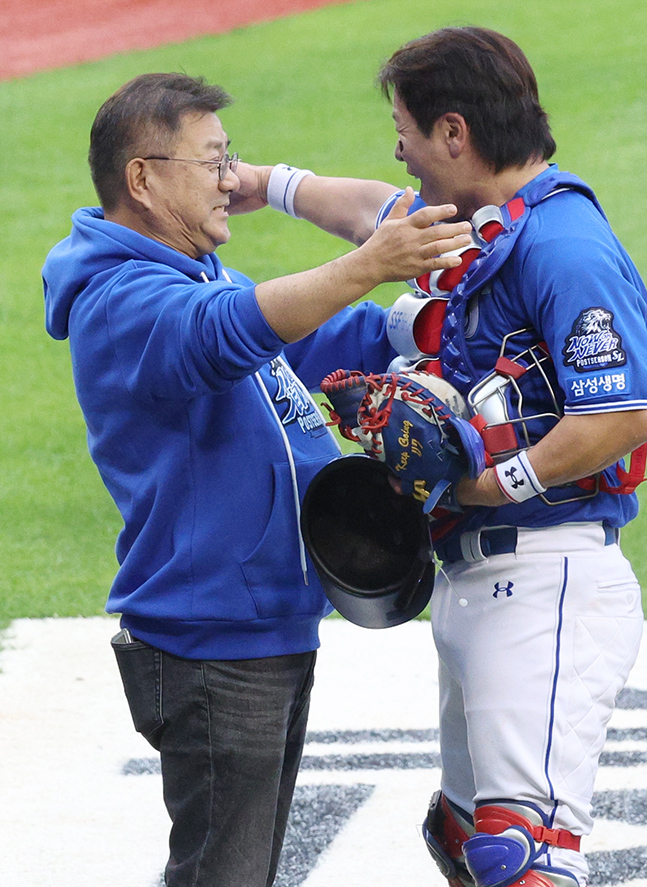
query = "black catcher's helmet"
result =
(301, 454, 434, 629)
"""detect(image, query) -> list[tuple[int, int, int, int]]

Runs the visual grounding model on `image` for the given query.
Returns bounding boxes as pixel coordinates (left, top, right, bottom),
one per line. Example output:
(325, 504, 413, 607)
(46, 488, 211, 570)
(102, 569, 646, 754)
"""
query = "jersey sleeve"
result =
(375, 189, 427, 228)
(103, 264, 284, 401)
(518, 197, 647, 415)
(284, 301, 395, 390)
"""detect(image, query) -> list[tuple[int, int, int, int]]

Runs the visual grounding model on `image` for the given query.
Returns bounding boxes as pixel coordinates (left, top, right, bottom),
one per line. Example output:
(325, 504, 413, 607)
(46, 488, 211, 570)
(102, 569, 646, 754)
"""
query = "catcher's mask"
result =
(468, 328, 564, 461)
(301, 454, 434, 629)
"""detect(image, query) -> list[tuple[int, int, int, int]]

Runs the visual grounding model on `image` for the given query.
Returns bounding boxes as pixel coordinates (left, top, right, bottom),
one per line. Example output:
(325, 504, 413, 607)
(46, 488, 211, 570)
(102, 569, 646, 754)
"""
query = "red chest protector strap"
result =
(577, 443, 647, 495)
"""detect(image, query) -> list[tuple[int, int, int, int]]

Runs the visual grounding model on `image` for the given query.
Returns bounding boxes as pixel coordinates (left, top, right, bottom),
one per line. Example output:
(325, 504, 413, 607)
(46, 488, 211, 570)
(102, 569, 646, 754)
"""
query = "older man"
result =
(42, 72, 470, 887)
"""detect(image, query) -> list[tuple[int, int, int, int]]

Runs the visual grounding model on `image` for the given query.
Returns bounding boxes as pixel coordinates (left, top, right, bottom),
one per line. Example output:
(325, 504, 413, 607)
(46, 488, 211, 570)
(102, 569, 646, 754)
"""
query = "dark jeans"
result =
(112, 631, 316, 887)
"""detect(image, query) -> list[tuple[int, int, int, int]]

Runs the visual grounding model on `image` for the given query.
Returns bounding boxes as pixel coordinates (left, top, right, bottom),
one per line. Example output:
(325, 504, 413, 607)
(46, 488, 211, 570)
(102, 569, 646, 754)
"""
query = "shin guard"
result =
(463, 802, 581, 887)
(423, 790, 475, 887)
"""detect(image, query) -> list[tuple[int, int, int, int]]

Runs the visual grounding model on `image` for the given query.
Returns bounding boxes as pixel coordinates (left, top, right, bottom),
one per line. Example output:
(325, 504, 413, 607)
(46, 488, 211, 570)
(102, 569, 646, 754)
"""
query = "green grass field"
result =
(1, 0, 647, 623)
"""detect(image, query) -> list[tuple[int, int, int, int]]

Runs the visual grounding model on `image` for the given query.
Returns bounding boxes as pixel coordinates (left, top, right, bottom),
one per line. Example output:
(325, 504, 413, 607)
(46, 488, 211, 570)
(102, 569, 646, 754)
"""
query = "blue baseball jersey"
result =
(378, 166, 647, 531)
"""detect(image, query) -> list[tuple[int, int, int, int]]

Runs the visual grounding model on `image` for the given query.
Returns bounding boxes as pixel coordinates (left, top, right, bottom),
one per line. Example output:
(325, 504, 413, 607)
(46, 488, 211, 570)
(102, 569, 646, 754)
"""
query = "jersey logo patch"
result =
(562, 308, 626, 373)
(270, 358, 326, 435)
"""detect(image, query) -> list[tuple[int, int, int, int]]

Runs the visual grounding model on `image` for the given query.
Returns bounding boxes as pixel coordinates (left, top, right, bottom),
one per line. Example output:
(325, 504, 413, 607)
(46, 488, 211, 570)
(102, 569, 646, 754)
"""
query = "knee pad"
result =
(463, 801, 581, 887)
(422, 790, 475, 887)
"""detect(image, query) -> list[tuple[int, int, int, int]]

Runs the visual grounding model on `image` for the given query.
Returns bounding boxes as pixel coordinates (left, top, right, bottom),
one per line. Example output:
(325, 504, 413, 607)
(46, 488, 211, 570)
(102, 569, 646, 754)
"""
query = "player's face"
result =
(144, 112, 239, 258)
(392, 92, 462, 217)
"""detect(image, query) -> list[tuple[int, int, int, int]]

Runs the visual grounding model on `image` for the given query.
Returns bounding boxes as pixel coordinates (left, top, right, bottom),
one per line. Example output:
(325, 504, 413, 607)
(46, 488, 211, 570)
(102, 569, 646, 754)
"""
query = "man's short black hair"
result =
(378, 27, 556, 173)
(89, 73, 232, 211)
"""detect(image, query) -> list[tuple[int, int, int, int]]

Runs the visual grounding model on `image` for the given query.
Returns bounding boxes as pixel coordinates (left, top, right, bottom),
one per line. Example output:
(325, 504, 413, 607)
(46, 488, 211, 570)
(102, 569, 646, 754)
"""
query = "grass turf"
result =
(1, 0, 647, 621)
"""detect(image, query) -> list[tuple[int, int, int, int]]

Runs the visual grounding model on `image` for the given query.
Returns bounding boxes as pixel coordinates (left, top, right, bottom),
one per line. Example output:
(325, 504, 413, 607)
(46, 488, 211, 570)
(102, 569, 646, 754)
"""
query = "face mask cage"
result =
(468, 328, 562, 457)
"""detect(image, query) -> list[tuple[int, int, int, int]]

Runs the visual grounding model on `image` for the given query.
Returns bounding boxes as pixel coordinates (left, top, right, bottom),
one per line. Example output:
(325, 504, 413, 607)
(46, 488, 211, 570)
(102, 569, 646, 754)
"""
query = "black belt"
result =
(436, 523, 619, 564)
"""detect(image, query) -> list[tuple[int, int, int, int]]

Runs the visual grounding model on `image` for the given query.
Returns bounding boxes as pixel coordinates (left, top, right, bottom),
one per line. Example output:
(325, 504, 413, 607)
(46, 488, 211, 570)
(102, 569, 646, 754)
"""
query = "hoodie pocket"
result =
(240, 460, 326, 619)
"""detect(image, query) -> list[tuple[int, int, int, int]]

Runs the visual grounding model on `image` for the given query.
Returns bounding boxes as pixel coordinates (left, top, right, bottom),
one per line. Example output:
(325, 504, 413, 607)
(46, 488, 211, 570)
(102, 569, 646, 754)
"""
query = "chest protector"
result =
(437, 172, 645, 497)
(439, 170, 605, 395)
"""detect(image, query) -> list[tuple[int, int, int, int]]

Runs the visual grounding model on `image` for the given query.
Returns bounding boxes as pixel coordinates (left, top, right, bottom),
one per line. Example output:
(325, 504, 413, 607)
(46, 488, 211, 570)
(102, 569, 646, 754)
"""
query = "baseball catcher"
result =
(320, 368, 487, 514)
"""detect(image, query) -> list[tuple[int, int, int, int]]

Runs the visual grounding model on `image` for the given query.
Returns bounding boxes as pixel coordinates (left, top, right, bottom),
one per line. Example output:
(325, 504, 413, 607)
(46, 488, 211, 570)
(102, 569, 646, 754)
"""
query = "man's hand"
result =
(255, 188, 471, 343)
(228, 161, 272, 215)
(455, 469, 508, 507)
(355, 188, 472, 285)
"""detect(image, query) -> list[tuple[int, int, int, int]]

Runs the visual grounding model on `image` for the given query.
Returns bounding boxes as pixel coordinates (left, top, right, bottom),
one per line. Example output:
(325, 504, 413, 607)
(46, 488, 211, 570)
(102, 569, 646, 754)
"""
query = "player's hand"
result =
(227, 161, 273, 215)
(358, 188, 473, 284)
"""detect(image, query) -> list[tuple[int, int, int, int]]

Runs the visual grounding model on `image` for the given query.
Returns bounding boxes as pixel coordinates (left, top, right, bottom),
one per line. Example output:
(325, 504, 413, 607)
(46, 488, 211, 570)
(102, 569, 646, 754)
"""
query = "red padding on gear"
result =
(506, 197, 526, 221)
(479, 221, 504, 243)
(482, 424, 519, 457)
(500, 867, 575, 887)
(412, 299, 448, 355)
(578, 443, 647, 496)
(416, 272, 431, 294)
(415, 358, 444, 378)
(495, 356, 527, 380)
(469, 414, 516, 461)
(474, 805, 581, 852)
(603, 443, 647, 494)
(437, 248, 481, 292)
(429, 513, 465, 541)
(441, 795, 472, 855)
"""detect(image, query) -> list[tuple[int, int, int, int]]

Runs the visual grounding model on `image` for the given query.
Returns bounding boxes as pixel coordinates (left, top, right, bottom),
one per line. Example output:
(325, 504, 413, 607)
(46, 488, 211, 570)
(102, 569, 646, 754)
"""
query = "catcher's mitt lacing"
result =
(320, 369, 366, 442)
(360, 374, 454, 430)
(323, 370, 455, 454)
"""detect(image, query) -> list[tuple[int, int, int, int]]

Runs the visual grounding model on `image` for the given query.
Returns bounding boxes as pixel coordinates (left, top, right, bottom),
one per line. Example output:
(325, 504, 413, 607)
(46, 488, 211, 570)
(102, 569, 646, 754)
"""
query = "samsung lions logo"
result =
(562, 308, 626, 373)
(270, 358, 326, 435)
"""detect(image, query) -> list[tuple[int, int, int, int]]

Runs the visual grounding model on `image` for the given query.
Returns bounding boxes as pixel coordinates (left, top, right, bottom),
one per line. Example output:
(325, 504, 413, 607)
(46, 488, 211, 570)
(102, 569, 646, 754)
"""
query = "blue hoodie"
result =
(43, 208, 395, 659)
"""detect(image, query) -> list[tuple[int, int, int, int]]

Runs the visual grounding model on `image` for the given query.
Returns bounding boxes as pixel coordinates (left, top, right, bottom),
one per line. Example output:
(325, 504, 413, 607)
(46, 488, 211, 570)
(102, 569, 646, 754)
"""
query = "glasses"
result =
(143, 152, 239, 181)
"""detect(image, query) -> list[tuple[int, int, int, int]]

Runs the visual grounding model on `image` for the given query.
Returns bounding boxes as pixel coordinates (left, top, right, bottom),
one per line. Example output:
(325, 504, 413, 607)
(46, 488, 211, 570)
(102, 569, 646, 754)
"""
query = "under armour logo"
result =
(493, 581, 514, 598)
(504, 466, 524, 490)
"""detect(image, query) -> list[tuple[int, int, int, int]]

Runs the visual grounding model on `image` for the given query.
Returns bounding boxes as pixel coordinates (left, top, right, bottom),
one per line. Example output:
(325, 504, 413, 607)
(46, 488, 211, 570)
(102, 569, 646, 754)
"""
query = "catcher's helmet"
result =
(301, 454, 434, 629)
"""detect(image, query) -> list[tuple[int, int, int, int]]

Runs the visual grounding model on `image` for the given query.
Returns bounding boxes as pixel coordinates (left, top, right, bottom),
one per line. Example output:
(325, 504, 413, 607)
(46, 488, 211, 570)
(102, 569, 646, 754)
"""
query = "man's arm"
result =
(255, 188, 472, 342)
(456, 410, 647, 507)
(230, 162, 398, 245)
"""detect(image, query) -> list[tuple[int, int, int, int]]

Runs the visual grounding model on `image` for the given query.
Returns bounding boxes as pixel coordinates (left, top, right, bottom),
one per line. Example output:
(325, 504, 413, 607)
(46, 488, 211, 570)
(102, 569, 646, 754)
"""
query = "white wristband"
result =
(267, 163, 315, 218)
(494, 450, 547, 503)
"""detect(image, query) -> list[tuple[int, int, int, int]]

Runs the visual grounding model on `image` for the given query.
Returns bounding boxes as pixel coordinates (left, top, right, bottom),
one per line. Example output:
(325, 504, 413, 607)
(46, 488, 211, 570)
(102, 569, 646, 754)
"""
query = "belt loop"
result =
(603, 522, 619, 546)
(460, 531, 488, 563)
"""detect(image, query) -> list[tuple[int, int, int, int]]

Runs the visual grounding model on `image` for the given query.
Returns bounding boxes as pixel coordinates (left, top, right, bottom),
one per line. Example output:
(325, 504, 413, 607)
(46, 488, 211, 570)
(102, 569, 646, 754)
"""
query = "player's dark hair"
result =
(89, 73, 232, 211)
(378, 27, 556, 173)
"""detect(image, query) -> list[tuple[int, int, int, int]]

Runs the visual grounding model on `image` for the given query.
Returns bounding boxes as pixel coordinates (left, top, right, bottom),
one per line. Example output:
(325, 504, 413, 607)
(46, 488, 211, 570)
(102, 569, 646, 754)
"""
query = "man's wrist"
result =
(267, 164, 315, 218)
(455, 468, 508, 507)
(493, 451, 547, 503)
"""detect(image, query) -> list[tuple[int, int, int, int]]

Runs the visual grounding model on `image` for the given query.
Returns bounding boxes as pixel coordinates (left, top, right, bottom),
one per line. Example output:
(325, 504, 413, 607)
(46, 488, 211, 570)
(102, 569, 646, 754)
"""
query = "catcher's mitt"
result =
(321, 369, 486, 513)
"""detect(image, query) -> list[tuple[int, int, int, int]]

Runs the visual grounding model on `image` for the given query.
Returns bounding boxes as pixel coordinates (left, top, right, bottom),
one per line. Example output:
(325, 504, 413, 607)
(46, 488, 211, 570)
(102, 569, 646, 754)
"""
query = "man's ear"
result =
(440, 112, 469, 159)
(124, 158, 153, 209)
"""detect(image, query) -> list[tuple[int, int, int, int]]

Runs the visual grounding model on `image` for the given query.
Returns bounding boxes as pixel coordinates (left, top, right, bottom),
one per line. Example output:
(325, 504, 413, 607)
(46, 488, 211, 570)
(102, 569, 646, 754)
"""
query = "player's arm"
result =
(288, 173, 398, 245)
(456, 410, 647, 507)
(230, 161, 398, 245)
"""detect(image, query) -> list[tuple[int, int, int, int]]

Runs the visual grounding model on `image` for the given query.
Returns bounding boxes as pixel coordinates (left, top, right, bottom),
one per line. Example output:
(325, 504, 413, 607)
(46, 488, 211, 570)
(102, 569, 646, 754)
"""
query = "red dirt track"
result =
(0, 0, 349, 81)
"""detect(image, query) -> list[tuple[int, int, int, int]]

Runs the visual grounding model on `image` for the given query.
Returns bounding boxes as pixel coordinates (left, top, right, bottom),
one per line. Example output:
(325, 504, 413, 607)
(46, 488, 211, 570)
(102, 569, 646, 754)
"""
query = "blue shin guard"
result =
(463, 801, 582, 887)
(463, 825, 538, 887)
